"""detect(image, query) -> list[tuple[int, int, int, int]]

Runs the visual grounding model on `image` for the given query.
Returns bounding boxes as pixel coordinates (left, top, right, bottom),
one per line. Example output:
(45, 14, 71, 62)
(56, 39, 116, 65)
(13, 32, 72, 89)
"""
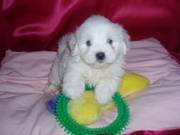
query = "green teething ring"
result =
(55, 84, 130, 135)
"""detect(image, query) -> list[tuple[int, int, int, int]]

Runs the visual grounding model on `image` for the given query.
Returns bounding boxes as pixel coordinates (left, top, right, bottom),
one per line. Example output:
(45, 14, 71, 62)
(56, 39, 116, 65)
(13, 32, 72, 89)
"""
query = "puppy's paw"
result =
(96, 91, 111, 105)
(95, 86, 112, 105)
(95, 81, 118, 105)
(63, 84, 84, 99)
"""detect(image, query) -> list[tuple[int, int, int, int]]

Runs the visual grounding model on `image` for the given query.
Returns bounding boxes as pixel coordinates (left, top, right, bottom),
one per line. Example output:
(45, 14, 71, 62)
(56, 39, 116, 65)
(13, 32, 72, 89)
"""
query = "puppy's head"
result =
(73, 15, 130, 68)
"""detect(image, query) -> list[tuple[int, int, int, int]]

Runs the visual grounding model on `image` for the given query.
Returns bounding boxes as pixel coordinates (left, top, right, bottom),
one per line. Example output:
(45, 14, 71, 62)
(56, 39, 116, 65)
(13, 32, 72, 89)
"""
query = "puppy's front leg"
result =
(95, 78, 119, 105)
(63, 70, 84, 99)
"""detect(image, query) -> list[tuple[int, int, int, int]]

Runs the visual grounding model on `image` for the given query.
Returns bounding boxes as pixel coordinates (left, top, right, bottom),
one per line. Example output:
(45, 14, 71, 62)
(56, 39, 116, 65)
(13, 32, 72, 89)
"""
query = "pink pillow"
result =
(0, 39, 180, 135)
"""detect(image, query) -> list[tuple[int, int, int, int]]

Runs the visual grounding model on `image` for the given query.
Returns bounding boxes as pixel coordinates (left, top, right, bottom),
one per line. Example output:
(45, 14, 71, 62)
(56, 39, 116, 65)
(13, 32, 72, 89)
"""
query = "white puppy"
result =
(48, 15, 130, 104)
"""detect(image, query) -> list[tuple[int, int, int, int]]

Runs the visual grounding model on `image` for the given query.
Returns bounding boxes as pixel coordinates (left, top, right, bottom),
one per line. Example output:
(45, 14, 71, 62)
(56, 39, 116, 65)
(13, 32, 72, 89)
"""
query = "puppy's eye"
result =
(107, 38, 113, 44)
(86, 40, 91, 46)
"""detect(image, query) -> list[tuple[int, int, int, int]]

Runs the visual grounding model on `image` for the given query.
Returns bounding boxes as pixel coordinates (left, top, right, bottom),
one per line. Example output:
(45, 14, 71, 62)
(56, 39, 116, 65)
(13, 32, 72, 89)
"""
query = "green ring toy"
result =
(55, 84, 130, 135)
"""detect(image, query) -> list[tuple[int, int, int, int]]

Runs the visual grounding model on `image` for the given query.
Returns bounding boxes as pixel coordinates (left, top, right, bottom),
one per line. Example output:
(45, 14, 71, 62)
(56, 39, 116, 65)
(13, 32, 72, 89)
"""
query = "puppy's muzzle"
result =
(96, 52, 106, 62)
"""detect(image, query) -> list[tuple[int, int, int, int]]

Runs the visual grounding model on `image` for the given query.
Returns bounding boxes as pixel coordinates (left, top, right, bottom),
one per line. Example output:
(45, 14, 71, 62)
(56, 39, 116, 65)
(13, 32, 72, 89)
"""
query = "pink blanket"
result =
(0, 39, 180, 135)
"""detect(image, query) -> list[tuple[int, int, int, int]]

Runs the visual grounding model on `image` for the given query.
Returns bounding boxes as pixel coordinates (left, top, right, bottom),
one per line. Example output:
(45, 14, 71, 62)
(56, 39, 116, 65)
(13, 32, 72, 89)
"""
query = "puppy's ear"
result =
(58, 33, 78, 57)
(121, 29, 130, 55)
(68, 33, 79, 56)
(113, 23, 130, 55)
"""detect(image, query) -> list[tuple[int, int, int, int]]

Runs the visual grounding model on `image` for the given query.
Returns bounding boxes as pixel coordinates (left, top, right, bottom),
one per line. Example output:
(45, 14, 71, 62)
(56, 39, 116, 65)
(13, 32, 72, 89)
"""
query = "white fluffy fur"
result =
(48, 15, 130, 104)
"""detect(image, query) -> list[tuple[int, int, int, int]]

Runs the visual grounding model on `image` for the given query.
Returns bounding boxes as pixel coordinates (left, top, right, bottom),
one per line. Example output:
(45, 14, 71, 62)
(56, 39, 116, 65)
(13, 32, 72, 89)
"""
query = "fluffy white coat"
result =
(48, 15, 130, 104)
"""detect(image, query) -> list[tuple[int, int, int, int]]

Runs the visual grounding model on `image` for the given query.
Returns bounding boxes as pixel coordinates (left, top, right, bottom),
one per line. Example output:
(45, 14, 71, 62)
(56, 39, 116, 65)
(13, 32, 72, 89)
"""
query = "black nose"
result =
(96, 52, 105, 61)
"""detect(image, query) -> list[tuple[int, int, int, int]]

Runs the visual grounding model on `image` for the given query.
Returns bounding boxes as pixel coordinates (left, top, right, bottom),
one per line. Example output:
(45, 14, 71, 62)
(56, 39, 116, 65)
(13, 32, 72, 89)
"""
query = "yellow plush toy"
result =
(120, 72, 150, 97)
(68, 72, 150, 125)
(68, 91, 102, 125)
